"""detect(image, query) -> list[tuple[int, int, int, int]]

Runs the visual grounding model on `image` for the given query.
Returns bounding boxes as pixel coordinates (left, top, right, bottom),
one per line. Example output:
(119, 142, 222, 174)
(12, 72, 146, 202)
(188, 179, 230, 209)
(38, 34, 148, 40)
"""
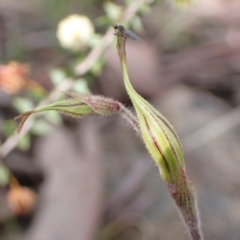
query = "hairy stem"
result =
(119, 104, 140, 134)
(167, 169, 203, 240)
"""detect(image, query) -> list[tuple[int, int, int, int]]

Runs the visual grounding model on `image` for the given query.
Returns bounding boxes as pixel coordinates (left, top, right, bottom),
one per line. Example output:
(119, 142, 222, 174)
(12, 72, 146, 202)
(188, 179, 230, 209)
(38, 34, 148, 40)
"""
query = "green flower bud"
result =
(15, 93, 120, 133)
(115, 28, 184, 183)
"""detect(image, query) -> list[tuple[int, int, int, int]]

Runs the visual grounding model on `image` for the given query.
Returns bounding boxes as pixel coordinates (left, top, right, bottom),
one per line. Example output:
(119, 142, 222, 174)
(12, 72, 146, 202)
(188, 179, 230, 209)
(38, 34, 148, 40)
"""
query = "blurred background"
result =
(1, 0, 240, 239)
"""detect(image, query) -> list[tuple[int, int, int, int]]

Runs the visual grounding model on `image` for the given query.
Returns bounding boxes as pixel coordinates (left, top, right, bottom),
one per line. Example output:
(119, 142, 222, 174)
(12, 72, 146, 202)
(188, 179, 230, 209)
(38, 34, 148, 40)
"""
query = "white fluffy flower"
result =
(57, 14, 94, 51)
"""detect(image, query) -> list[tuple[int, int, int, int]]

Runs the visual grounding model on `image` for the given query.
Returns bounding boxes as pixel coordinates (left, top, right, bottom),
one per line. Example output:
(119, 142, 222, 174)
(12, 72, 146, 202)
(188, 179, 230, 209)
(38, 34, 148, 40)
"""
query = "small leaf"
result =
(88, 34, 102, 48)
(17, 134, 31, 151)
(104, 2, 123, 21)
(71, 79, 91, 94)
(90, 58, 105, 76)
(140, 4, 151, 14)
(0, 164, 10, 187)
(131, 16, 143, 32)
(31, 120, 53, 135)
(94, 16, 112, 26)
(2, 120, 18, 136)
(172, 0, 192, 8)
(27, 87, 47, 101)
(13, 97, 34, 113)
(50, 68, 66, 86)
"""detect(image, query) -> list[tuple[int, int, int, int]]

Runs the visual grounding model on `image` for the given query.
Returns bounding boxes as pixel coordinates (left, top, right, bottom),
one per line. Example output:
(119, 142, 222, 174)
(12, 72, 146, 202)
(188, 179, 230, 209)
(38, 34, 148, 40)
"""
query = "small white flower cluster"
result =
(57, 14, 94, 51)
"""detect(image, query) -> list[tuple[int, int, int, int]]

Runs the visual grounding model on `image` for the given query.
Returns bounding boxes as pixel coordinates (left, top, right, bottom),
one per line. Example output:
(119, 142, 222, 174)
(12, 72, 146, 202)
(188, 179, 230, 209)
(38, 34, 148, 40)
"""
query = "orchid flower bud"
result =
(114, 26, 184, 183)
(15, 93, 120, 134)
